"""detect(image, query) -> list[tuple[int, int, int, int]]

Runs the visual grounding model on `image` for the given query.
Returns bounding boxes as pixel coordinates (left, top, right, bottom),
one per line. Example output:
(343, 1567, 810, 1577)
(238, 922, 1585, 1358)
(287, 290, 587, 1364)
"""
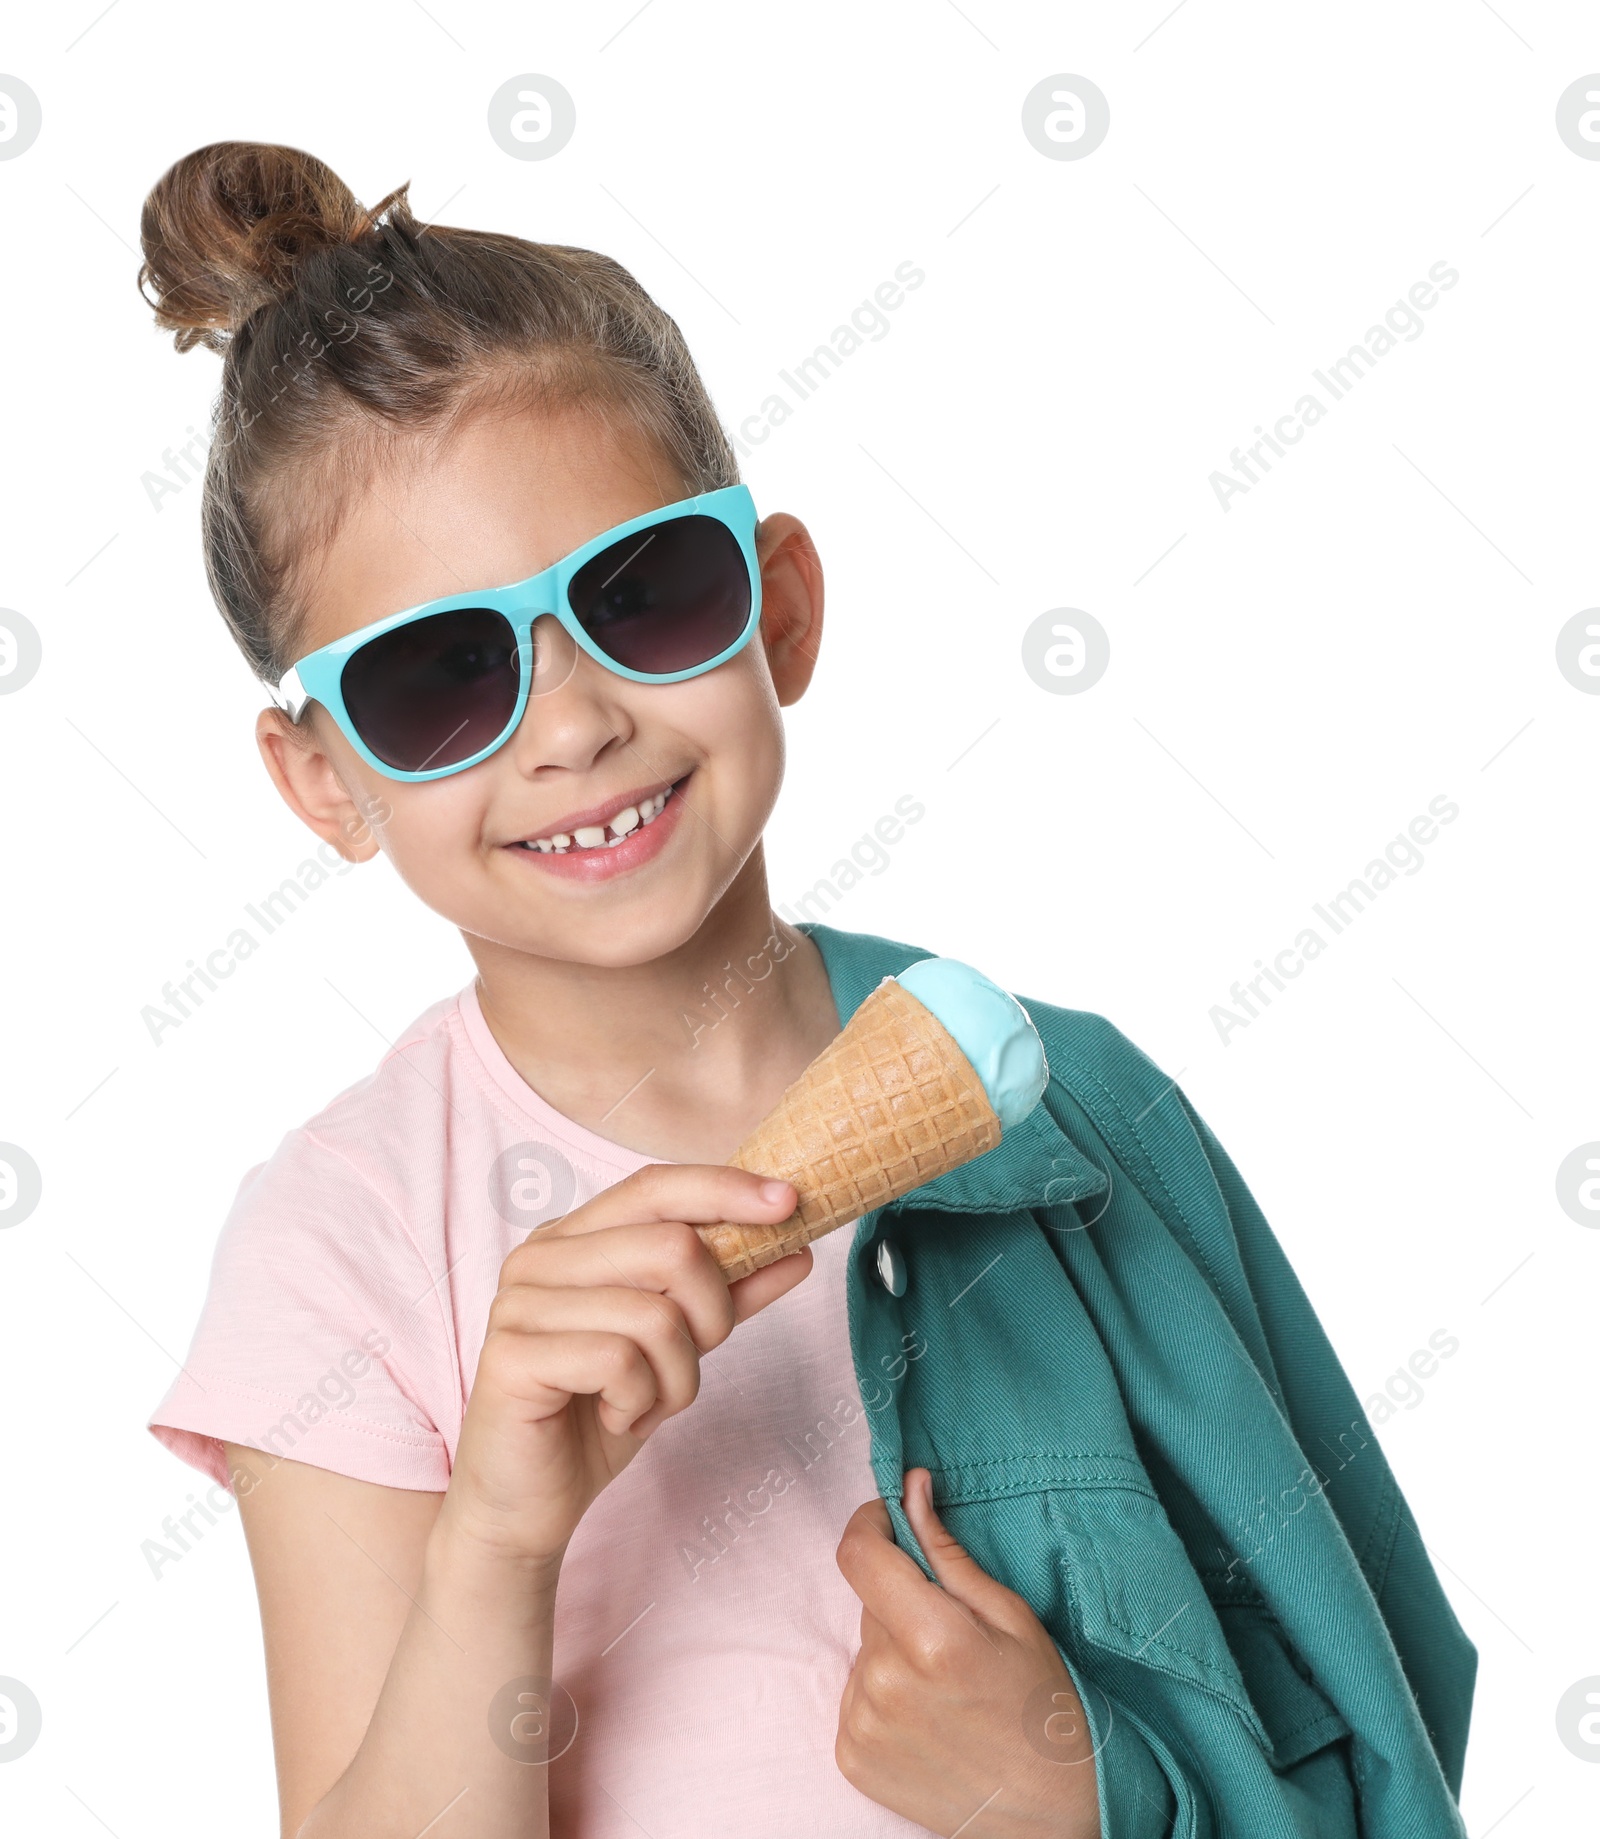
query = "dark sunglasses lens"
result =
(340, 607, 520, 774)
(566, 514, 750, 675)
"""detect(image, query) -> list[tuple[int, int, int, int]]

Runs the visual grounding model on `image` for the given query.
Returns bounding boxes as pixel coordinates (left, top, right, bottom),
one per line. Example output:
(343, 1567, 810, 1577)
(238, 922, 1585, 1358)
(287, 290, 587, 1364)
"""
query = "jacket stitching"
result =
(1047, 1488, 1268, 1733)
(1271, 1706, 1350, 1746)
(1038, 1034, 1301, 1431)
(1042, 1057, 1236, 1310)
(1355, 1463, 1398, 1578)
(879, 1469, 1154, 1505)
(931, 1452, 1151, 1478)
(1092, 1609, 1261, 1692)
(1364, 1470, 1405, 1601)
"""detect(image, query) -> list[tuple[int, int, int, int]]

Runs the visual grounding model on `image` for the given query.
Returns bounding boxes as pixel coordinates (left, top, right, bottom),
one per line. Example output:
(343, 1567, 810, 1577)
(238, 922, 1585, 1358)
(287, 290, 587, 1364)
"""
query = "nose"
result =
(501, 609, 628, 780)
(526, 611, 580, 702)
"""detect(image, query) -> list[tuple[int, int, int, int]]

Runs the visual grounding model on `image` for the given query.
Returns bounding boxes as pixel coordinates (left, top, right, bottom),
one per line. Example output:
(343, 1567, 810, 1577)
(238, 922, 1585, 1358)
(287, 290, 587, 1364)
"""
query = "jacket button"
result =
(875, 1237, 907, 1296)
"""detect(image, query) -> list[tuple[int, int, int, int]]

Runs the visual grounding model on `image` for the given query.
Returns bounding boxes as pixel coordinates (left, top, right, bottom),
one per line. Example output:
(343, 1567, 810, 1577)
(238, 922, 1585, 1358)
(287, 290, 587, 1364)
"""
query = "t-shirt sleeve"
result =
(147, 1127, 454, 1495)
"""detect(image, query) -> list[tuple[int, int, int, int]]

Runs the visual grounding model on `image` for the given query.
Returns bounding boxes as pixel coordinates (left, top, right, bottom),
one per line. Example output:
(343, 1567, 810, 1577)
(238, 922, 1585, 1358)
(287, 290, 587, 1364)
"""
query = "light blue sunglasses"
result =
(267, 483, 761, 781)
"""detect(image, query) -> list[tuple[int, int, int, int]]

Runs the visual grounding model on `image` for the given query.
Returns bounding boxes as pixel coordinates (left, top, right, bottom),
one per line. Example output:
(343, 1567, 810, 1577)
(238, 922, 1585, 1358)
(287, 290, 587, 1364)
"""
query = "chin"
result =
(567, 892, 720, 969)
(474, 881, 719, 969)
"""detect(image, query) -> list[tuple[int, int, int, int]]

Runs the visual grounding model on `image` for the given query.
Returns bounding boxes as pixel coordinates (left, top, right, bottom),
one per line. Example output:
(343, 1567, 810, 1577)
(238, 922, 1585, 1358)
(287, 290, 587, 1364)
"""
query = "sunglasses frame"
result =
(265, 483, 762, 782)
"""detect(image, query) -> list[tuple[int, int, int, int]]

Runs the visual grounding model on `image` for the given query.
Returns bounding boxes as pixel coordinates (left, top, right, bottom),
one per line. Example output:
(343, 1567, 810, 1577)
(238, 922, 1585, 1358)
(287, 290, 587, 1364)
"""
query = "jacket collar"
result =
(798, 921, 1110, 1216)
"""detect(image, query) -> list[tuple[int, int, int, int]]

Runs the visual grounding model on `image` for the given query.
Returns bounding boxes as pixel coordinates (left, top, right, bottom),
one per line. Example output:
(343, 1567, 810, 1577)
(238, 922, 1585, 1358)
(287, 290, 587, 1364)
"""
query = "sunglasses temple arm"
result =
(267, 665, 311, 721)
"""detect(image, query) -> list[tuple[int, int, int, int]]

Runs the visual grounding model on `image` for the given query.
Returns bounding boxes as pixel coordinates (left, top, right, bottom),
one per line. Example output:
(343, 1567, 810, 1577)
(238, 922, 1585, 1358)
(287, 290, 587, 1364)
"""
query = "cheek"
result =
(693, 680, 786, 827)
(376, 780, 492, 887)
(678, 659, 785, 780)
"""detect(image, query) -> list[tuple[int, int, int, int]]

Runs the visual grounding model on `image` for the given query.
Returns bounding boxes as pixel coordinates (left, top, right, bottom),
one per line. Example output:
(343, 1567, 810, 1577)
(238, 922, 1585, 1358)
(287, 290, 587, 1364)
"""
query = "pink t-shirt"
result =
(148, 982, 926, 1836)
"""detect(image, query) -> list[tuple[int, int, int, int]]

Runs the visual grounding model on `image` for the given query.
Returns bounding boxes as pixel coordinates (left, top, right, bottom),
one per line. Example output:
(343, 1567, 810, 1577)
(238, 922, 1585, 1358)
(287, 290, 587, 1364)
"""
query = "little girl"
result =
(141, 143, 1475, 1839)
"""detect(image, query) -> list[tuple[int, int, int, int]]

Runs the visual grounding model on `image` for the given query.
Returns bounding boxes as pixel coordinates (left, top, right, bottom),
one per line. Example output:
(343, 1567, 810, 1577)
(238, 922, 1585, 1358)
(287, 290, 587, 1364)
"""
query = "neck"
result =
(465, 849, 843, 1162)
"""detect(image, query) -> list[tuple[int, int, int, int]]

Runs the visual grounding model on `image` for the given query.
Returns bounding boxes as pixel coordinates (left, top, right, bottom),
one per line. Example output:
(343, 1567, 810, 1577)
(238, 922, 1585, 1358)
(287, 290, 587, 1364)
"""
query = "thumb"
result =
(901, 1467, 1033, 1633)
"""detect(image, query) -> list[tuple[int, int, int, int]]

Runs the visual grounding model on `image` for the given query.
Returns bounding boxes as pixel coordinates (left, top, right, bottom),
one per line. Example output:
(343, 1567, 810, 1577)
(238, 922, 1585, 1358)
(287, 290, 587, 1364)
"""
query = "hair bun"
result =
(138, 141, 386, 353)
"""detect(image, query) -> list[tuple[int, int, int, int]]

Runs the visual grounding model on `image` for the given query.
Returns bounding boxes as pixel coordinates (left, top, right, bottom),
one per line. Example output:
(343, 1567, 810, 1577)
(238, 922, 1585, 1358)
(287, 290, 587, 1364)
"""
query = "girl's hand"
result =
(834, 1468, 1103, 1838)
(437, 1164, 811, 1572)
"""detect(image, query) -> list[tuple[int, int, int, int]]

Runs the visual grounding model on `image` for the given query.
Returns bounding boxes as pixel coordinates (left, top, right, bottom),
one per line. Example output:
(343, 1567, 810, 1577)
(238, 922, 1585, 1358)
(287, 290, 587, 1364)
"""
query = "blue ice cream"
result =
(892, 957, 1048, 1131)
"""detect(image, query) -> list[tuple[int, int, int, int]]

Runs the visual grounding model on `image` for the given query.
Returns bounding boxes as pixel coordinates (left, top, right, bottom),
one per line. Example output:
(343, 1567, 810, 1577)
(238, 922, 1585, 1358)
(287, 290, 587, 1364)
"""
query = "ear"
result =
(753, 512, 824, 706)
(255, 706, 389, 862)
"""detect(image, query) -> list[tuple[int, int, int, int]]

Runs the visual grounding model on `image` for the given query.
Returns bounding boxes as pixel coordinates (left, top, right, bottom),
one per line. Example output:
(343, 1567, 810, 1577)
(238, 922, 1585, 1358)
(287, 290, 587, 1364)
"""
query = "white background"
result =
(0, 1, 1594, 1833)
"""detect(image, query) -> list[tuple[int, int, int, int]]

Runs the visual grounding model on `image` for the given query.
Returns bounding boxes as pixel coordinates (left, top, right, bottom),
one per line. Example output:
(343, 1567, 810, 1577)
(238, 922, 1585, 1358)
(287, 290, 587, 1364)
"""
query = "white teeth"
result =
(518, 784, 675, 853)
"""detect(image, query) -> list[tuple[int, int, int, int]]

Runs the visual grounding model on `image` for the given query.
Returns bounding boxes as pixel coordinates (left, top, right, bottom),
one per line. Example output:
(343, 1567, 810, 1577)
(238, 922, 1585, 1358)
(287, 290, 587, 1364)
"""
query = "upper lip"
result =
(507, 774, 684, 844)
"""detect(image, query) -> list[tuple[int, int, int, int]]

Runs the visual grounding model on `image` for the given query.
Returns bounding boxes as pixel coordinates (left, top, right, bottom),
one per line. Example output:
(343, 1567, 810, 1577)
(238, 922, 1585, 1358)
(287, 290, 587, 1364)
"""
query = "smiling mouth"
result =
(510, 777, 687, 854)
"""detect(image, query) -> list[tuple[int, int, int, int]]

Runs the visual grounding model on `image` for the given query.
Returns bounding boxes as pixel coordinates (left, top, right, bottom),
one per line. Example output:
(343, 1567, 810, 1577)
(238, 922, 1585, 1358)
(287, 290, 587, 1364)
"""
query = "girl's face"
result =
(255, 402, 824, 968)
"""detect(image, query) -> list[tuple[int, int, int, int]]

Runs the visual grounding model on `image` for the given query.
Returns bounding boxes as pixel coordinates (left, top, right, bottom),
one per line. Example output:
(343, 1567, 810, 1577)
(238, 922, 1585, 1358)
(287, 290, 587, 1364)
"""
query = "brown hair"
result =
(137, 141, 739, 683)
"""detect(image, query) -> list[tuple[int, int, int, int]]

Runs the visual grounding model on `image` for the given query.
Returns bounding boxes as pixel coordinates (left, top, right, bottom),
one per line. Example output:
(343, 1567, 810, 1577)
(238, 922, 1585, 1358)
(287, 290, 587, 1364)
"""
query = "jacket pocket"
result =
(1045, 1484, 1351, 1774)
(1211, 1600, 1352, 1771)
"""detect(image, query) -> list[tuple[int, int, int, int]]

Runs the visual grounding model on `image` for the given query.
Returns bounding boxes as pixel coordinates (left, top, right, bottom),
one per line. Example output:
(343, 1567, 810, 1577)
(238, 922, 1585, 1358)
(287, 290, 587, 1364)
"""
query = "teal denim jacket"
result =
(801, 922, 1475, 1839)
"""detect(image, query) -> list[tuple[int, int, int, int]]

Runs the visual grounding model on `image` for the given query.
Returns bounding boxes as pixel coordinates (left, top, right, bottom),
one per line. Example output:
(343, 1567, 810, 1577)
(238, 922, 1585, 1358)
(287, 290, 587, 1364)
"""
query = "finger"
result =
(525, 1163, 797, 1243)
(725, 1243, 814, 1325)
(838, 1604, 891, 1724)
(835, 1495, 951, 1649)
(478, 1325, 659, 1437)
(500, 1219, 738, 1356)
(836, 1609, 883, 1728)
(838, 1485, 1000, 1662)
(485, 1284, 701, 1433)
(901, 1468, 1036, 1636)
(847, 1495, 894, 1542)
(855, 1603, 895, 1656)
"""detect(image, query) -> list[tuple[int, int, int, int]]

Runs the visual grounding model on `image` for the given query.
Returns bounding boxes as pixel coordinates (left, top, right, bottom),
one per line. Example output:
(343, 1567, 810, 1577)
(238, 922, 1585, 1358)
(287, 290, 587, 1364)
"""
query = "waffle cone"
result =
(697, 975, 1001, 1281)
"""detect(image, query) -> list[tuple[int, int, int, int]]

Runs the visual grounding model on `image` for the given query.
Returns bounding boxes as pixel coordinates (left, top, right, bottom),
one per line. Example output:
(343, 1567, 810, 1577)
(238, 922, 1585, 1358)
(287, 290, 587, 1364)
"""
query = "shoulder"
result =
(298, 986, 460, 1140)
(1013, 988, 1249, 1287)
(1006, 987, 1231, 1219)
(1011, 988, 1176, 1129)
(278, 987, 461, 1162)
(813, 922, 1182, 1137)
(223, 988, 466, 1251)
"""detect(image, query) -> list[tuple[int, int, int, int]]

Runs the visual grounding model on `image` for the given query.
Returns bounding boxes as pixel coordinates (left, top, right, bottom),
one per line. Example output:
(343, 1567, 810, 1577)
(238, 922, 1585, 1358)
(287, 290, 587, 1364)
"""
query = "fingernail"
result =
(760, 1179, 793, 1203)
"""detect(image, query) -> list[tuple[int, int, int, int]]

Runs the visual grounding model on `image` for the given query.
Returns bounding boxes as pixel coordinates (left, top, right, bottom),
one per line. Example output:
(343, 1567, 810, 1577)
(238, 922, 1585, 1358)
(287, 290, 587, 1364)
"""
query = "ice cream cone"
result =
(697, 974, 1002, 1280)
